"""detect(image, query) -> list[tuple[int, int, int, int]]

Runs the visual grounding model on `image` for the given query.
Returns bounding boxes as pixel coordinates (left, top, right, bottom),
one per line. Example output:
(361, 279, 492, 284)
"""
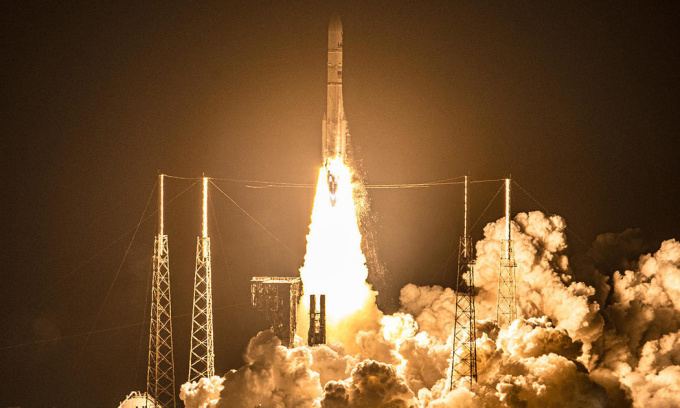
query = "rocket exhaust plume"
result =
(299, 159, 374, 326)
(180, 15, 680, 408)
(298, 14, 376, 336)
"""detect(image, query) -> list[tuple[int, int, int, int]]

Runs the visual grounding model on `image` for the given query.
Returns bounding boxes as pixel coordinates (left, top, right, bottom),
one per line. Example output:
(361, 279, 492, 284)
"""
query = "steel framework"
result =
(308, 294, 326, 346)
(147, 174, 176, 408)
(449, 176, 477, 389)
(189, 178, 215, 382)
(496, 178, 517, 327)
(250, 277, 302, 348)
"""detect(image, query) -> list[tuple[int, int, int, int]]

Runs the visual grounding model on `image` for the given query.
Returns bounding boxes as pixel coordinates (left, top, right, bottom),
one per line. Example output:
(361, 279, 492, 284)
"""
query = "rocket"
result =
(322, 14, 348, 162)
(322, 14, 348, 205)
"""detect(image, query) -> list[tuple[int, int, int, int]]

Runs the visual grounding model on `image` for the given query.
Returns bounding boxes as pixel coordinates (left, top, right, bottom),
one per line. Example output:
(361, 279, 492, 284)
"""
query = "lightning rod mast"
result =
(449, 175, 477, 390)
(496, 178, 517, 327)
(189, 176, 215, 381)
(147, 174, 177, 408)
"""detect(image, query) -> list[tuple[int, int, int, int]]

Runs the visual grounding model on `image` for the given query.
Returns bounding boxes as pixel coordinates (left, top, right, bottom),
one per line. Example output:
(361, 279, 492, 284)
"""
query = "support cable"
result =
(165, 173, 504, 190)
(73, 179, 158, 369)
(431, 181, 505, 284)
(210, 180, 301, 260)
(1, 303, 251, 351)
(134, 252, 154, 385)
(469, 183, 505, 232)
(209, 194, 248, 342)
(512, 180, 591, 249)
(6, 180, 200, 321)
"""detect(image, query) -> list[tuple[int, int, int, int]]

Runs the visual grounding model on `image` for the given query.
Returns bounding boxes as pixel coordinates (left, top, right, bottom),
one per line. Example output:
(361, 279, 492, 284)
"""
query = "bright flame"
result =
(299, 158, 373, 324)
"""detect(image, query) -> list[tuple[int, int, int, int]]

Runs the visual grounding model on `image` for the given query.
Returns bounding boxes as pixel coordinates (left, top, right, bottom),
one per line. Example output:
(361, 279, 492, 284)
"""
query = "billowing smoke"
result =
(180, 173, 680, 407)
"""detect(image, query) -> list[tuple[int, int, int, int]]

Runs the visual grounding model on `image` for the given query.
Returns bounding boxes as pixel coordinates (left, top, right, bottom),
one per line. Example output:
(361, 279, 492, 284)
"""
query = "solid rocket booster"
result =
(322, 14, 348, 162)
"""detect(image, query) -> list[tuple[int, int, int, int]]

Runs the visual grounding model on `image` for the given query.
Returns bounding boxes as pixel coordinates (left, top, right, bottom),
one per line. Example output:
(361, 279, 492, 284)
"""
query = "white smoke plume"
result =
(180, 210, 680, 407)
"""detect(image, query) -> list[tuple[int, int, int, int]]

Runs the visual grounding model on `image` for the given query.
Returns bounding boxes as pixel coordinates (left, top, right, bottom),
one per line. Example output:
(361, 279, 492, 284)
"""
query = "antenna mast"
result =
(147, 174, 177, 408)
(449, 175, 477, 389)
(496, 178, 517, 327)
(189, 177, 215, 381)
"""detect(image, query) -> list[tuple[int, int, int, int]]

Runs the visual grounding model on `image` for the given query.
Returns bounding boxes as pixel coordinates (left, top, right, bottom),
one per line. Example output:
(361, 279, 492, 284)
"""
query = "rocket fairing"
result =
(322, 14, 349, 163)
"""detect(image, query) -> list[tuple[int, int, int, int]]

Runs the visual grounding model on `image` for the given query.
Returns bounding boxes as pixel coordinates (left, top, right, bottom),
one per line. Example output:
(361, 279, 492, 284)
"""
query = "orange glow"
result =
(202, 177, 208, 239)
(299, 158, 372, 324)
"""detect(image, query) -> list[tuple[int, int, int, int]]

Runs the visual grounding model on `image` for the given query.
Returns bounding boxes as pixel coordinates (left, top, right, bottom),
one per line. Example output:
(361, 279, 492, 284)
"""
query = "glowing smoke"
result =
(180, 177, 680, 407)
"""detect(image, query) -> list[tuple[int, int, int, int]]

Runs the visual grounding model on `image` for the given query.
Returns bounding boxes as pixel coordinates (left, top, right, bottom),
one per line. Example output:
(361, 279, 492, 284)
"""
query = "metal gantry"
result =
(147, 174, 177, 408)
(496, 178, 517, 327)
(308, 294, 326, 346)
(189, 177, 215, 382)
(250, 277, 302, 348)
(449, 176, 477, 390)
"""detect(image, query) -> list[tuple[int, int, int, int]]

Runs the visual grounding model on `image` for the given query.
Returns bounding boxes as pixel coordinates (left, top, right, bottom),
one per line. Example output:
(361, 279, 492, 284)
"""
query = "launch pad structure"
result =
(188, 177, 215, 382)
(146, 174, 177, 408)
(449, 176, 478, 389)
(250, 277, 302, 348)
(496, 178, 518, 327)
(308, 294, 327, 346)
(137, 15, 528, 404)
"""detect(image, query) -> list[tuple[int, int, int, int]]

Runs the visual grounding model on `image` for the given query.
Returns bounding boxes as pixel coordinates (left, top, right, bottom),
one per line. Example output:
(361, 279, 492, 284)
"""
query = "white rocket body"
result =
(322, 15, 348, 162)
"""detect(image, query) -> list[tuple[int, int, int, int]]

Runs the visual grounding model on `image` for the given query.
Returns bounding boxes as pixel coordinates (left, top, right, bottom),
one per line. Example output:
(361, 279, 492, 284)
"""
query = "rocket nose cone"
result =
(329, 13, 342, 34)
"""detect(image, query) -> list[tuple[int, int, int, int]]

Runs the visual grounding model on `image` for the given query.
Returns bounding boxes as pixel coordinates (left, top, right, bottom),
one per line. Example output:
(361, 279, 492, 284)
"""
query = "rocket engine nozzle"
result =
(325, 160, 339, 206)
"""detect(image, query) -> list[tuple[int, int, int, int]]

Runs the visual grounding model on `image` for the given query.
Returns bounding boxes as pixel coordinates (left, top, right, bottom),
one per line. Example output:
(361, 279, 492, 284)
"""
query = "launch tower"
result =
(146, 174, 176, 408)
(308, 294, 326, 346)
(188, 177, 215, 382)
(496, 178, 517, 327)
(449, 176, 477, 389)
(250, 277, 302, 348)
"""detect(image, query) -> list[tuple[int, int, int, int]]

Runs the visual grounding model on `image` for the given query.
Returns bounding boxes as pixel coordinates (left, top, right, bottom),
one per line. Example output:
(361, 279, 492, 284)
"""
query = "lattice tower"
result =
(147, 174, 177, 408)
(308, 294, 326, 346)
(189, 177, 215, 382)
(449, 175, 477, 390)
(496, 178, 517, 327)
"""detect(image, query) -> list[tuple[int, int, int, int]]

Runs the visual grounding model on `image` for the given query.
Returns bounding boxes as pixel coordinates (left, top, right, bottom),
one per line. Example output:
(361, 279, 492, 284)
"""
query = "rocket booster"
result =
(322, 14, 348, 162)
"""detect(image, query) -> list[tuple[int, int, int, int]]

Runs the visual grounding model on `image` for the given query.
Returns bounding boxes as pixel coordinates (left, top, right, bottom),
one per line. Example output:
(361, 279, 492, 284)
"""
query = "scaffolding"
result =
(496, 178, 517, 327)
(308, 294, 326, 346)
(189, 177, 215, 382)
(250, 277, 302, 348)
(449, 176, 477, 389)
(146, 174, 176, 408)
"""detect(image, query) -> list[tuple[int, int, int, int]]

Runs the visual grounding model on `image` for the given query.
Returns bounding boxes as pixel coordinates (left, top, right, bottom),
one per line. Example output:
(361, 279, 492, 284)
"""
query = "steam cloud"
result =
(180, 210, 680, 407)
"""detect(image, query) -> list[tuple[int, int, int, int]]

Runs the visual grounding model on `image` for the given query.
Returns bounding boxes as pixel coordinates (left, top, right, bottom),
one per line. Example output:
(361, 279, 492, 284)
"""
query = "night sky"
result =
(2, 2, 680, 407)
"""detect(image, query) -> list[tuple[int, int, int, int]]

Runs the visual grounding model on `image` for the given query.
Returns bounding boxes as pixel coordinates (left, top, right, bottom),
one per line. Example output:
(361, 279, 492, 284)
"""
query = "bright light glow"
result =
(299, 158, 372, 323)
(159, 174, 164, 236)
(202, 177, 208, 238)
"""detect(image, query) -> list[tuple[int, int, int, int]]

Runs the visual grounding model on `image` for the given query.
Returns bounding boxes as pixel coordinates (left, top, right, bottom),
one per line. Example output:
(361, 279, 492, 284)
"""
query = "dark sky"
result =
(2, 1, 680, 407)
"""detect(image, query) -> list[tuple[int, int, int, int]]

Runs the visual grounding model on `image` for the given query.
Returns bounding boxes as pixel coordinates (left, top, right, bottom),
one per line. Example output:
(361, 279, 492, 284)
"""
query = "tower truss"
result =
(189, 177, 215, 382)
(496, 178, 517, 327)
(147, 174, 176, 408)
(308, 294, 326, 346)
(449, 176, 477, 389)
